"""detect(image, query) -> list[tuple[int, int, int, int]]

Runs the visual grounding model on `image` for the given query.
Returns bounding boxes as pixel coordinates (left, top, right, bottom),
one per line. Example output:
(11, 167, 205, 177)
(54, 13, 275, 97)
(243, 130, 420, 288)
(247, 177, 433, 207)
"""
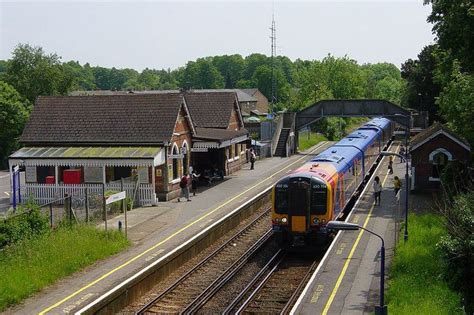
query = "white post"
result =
(55, 166, 59, 185)
(8, 160, 13, 204)
(151, 166, 157, 205)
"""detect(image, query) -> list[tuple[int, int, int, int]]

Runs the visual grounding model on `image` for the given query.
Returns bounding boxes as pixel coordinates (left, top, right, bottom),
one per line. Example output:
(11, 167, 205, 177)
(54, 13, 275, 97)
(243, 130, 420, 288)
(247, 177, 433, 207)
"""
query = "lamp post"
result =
(327, 221, 388, 315)
(384, 113, 410, 242)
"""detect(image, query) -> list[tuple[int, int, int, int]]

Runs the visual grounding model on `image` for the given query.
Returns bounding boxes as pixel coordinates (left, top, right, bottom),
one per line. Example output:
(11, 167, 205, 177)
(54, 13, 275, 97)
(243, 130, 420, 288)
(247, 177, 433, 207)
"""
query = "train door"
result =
(288, 178, 310, 233)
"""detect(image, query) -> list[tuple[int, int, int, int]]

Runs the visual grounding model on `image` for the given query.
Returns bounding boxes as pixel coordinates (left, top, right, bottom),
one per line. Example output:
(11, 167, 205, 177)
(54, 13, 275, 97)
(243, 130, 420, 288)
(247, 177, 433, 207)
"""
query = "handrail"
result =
(271, 114, 284, 156)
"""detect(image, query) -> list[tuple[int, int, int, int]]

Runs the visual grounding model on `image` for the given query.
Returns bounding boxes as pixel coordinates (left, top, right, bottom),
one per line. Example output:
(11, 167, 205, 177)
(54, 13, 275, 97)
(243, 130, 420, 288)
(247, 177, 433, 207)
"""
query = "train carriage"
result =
(272, 117, 393, 248)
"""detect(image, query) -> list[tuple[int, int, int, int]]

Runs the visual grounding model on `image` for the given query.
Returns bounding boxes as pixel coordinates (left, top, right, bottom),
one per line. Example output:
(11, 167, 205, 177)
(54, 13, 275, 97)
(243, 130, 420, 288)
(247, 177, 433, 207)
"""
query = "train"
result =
(271, 117, 394, 247)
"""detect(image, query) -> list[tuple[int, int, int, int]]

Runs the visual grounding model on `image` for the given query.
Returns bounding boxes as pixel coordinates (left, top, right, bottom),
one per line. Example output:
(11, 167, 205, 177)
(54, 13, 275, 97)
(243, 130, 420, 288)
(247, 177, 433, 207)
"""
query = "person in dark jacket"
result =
(178, 173, 190, 202)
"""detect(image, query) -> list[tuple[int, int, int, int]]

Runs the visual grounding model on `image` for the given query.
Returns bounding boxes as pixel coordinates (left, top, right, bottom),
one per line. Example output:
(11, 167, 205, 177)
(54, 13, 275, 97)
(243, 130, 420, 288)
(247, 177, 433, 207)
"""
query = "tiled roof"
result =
(194, 127, 248, 141)
(410, 122, 471, 152)
(20, 94, 183, 145)
(189, 89, 257, 103)
(241, 88, 258, 96)
(184, 91, 240, 128)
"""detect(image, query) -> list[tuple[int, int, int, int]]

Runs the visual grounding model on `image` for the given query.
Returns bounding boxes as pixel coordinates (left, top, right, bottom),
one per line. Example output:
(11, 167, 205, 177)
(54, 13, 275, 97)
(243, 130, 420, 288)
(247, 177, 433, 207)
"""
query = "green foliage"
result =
(0, 204, 49, 249)
(401, 44, 442, 122)
(437, 63, 474, 146)
(0, 81, 30, 168)
(437, 190, 474, 314)
(181, 58, 225, 89)
(0, 224, 129, 310)
(62, 61, 96, 91)
(387, 213, 463, 314)
(5, 44, 74, 102)
(298, 131, 327, 151)
(425, 0, 474, 73)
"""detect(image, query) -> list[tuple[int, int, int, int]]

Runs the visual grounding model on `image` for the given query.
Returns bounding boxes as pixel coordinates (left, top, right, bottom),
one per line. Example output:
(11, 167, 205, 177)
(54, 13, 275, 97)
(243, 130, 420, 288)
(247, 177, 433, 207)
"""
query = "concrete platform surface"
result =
(6, 142, 331, 315)
(292, 141, 408, 315)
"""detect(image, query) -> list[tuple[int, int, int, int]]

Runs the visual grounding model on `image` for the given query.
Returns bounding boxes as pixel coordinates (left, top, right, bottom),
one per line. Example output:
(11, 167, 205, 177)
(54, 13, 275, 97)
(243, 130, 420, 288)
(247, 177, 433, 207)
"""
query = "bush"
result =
(437, 191, 474, 314)
(0, 204, 49, 249)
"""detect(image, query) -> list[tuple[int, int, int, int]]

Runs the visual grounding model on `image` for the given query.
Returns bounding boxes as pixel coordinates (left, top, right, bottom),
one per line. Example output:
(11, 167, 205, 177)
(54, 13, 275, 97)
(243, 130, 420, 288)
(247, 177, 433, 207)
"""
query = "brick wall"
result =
(411, 133, 470, 191)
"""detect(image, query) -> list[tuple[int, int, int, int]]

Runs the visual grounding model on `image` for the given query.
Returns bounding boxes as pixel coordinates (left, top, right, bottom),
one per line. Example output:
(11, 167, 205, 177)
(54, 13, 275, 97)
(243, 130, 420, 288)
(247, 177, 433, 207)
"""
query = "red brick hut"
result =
(410, 122, 471, 191)
(184, 91, 249, 175)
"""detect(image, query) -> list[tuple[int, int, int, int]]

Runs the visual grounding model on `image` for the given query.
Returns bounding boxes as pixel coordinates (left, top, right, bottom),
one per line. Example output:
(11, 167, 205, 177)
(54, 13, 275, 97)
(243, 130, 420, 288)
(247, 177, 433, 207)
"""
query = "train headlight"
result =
(281, 217, 288, 223)
(274, 218, 281, 223)
(313, 217, 319, 224)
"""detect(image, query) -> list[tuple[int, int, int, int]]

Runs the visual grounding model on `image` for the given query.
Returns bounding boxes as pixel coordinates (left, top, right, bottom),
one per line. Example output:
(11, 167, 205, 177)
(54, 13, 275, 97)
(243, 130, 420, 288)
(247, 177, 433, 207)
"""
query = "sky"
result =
(0, 1, 435, 71)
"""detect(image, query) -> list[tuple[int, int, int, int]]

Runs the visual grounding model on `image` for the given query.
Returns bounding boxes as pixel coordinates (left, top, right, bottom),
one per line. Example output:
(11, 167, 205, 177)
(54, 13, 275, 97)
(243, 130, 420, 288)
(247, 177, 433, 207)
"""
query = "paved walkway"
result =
(7, 141, 332, 315)
(292, 141, 409, 314)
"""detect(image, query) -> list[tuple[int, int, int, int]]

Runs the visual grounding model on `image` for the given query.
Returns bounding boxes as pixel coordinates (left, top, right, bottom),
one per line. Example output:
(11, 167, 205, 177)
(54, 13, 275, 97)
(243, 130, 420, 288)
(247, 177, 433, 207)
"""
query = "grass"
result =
(299, 131, 328, 151)
(0, 224, 129, 311)
(386, 213, 463, 314)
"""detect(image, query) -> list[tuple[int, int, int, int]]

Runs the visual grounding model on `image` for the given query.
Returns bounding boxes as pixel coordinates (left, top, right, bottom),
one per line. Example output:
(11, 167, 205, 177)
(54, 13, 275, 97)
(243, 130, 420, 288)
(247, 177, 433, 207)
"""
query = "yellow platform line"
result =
(322, 143, 399, 315)
(39, 142, 328, 314)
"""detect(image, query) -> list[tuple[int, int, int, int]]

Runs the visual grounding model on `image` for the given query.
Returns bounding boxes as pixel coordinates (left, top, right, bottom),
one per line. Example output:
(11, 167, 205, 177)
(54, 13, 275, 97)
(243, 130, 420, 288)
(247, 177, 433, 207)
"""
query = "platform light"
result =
(327, 220, 387, 315)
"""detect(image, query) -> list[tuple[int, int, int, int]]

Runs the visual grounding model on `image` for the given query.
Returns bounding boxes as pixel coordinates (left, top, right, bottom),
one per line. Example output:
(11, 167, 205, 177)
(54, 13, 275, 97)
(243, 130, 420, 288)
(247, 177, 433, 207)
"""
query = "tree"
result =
(251, 65, 290, 104)
(63, 61, 96, 91)
(5, 44, 73, 102)
(437, 63, 474, 146)
(401, 45, 442, 122)
(212, 55, 245, 88)
(425, 0, 474, 72)
(0, 81, 30, 167)
(181, 58, 224, 89)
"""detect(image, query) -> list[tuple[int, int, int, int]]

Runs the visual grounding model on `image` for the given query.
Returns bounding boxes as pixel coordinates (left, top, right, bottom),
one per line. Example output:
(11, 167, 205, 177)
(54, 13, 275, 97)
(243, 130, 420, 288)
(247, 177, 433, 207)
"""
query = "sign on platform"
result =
(106, 191, 126, 205)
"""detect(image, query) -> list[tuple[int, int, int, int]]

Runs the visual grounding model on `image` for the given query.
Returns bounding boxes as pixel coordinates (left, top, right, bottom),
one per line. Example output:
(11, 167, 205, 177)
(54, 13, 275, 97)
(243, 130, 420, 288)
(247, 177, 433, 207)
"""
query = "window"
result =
(311, 181, 327, 214)
(288, 180, 310, 215)
(431, 152, 448, 179)
(429, 148, 452, 181)
(182, 143, 188, 175)
(274, 183, 289, 214)
(172, 145, 179, 180)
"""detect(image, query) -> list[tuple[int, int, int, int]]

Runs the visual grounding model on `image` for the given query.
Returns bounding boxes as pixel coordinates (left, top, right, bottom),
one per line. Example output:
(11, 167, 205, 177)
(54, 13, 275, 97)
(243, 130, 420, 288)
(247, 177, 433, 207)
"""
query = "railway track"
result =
(135, 209, 272, 314)
(225, 251, 321, 314)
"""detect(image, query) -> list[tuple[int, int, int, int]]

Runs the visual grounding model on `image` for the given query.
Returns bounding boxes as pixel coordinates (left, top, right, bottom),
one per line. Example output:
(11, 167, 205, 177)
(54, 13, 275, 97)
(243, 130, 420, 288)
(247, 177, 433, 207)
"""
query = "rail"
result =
(136, 209, 271, 314)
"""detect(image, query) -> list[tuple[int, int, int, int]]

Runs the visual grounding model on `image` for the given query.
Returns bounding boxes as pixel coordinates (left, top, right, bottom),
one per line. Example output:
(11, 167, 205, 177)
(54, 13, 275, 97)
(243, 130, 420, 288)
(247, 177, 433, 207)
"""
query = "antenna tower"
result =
(270, 13, 277, 112)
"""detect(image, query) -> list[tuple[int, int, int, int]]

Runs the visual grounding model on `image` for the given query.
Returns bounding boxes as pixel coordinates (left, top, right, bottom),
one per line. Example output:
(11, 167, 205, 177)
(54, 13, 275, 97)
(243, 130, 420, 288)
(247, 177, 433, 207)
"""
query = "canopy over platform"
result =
(192, 128, 249, 149)
(9, 146, 165, 167)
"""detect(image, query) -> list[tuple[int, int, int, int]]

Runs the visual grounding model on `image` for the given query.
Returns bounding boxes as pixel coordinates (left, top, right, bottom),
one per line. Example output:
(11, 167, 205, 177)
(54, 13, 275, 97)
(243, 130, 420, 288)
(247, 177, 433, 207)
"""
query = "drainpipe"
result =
(164, 142, 170, 200)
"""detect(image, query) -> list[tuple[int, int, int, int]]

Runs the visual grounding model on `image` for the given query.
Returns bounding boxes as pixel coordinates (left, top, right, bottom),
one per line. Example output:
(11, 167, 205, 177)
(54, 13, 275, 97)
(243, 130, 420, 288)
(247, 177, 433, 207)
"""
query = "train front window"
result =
(275, 184, 289, 214)
(288, 181, 310, 216)
(311, 182, 327, 214)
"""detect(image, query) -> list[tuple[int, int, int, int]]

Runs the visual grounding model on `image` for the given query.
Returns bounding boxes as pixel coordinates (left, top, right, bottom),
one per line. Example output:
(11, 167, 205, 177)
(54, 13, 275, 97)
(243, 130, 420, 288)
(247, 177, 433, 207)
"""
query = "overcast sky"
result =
(1, 1, 435, 71)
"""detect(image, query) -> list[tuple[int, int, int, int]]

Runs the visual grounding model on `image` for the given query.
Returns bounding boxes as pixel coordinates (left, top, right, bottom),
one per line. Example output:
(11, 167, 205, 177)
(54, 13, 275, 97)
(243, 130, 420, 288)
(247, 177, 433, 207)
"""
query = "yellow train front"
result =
(272, 168, 336, 248)
(271, 117, 393, 248)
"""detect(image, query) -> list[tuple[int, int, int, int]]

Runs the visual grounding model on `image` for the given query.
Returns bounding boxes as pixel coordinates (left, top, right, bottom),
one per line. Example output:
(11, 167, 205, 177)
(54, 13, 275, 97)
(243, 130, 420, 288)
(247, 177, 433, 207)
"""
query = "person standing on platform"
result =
(388, 156, 394, 174)
(373, 176, 382, 206)
(191, 170, 200, 196)
(178, 173, 191, 202)
(393, 176, 402, 198)
(399, 146, 405, 163)
(250, 149, 256, 170)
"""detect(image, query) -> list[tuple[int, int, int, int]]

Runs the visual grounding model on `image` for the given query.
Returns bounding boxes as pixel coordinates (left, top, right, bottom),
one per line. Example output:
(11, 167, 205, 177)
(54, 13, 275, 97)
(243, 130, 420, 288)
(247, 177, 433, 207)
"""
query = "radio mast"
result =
(270, 13, 277, 114)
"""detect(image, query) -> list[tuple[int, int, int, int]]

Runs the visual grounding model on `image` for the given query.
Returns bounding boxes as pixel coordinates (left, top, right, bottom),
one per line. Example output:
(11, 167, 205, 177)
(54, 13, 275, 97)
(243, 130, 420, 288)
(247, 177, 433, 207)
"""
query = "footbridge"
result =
(274, 99, 414, 156)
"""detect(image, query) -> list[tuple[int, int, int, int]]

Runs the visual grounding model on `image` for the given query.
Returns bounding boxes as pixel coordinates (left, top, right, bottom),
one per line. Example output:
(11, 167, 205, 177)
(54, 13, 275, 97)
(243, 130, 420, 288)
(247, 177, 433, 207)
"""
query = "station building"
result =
(9, 91, 249, 204)
(410, 122, 471, 191)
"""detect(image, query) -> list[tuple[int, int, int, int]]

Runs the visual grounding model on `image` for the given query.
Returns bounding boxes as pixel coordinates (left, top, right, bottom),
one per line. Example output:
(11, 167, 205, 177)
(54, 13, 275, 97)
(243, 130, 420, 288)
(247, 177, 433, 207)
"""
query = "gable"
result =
(411, 130, 471, 152)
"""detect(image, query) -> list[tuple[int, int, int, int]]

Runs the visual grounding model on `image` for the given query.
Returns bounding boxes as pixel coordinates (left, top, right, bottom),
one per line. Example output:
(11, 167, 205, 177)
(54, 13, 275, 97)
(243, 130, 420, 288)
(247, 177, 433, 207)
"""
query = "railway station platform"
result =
(291, 141, 408, 315)
(8, 141, 332, 315)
